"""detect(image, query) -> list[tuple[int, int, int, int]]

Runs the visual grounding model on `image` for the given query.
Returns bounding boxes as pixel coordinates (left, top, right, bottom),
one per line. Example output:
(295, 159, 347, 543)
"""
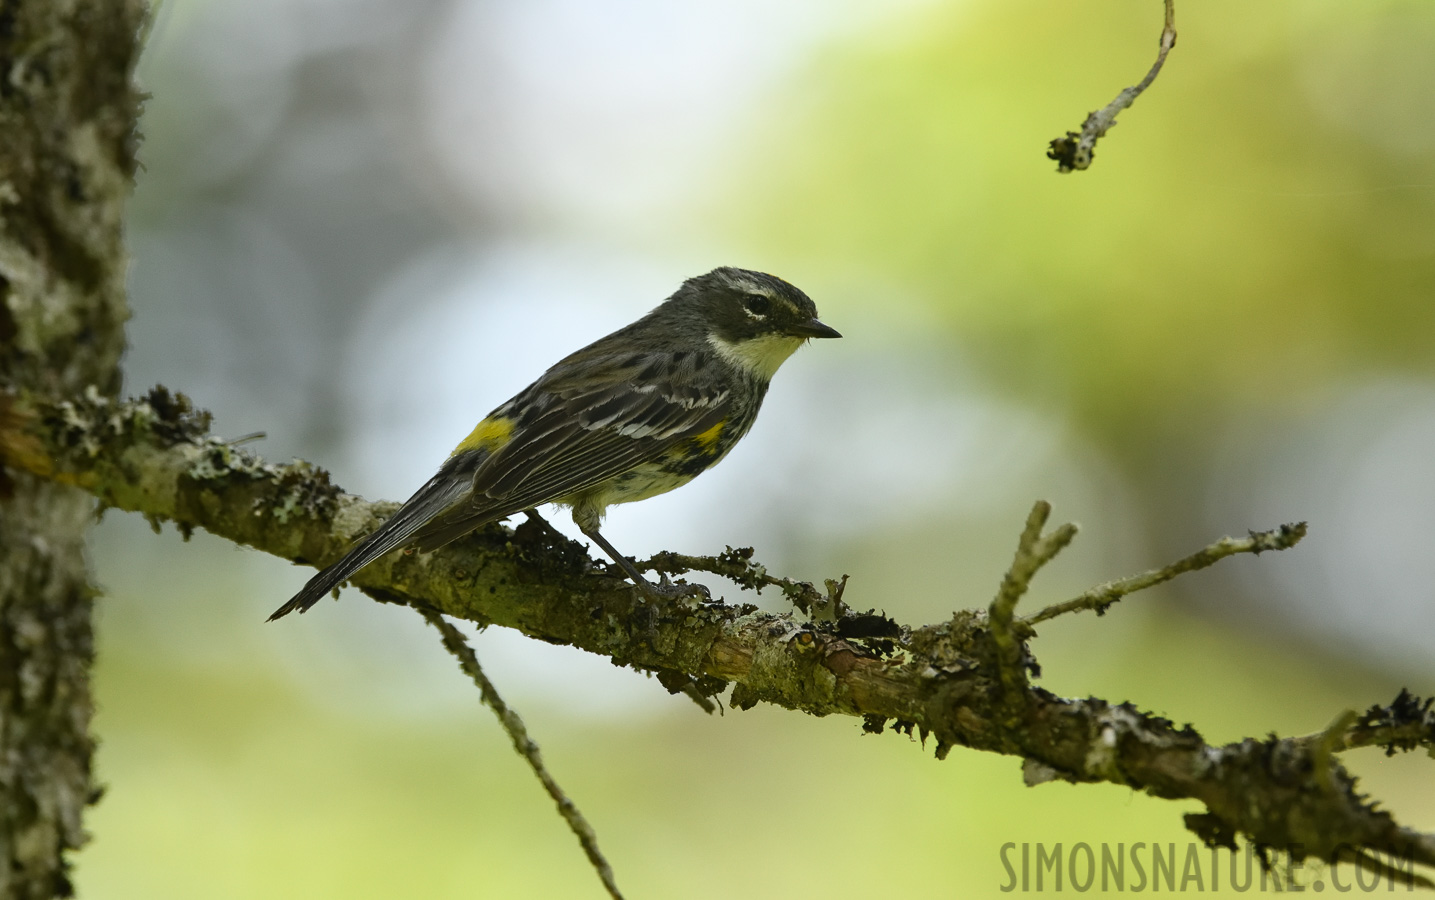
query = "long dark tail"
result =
(267, 462, 476, 621)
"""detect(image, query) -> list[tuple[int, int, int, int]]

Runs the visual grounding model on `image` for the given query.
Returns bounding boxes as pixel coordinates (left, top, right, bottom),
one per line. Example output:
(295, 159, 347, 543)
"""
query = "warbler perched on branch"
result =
(268, 267, 840, 621)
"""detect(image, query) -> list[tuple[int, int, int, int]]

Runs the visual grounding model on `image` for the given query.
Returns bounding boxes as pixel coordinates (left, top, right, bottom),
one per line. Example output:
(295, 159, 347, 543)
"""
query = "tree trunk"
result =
(0, 1, 144, 897)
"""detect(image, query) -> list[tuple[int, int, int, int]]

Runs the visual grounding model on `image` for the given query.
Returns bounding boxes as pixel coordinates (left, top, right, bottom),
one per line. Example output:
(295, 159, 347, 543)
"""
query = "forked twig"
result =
(988, 501, 1079, 695)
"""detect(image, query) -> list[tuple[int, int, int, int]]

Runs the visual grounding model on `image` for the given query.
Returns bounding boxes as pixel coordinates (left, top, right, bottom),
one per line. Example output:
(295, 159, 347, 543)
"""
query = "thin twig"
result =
(636, 546, 834, 615)
(1312, 709, 1358, 795)
(1291, 689, 1435, 758)
(988, 501, 1079, 696)
(420, 609, 624, 900)
(1025, 522, 1307, 626)
(1047, 0, 1177, 172)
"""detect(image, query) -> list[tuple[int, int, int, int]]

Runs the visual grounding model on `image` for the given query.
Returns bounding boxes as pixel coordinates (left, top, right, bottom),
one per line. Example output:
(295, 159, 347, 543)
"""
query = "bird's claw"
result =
(638, 572, 710, 603)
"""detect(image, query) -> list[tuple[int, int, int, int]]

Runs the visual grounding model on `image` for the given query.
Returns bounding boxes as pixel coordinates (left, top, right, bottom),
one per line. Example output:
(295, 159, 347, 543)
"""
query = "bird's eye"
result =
(743, 296, 772, 317)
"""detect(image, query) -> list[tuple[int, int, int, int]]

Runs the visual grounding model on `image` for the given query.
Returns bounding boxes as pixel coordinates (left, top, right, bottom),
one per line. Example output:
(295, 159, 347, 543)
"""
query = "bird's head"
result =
(680, 267, 840, 379)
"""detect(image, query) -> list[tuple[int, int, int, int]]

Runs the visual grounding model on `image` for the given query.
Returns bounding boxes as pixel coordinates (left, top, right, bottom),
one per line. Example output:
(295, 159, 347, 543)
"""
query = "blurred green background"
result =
(79, 0, 1435, 896)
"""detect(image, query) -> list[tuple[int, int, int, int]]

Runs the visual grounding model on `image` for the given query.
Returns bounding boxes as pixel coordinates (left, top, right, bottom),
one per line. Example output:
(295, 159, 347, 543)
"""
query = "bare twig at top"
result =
(1047, 0, 1178, 172)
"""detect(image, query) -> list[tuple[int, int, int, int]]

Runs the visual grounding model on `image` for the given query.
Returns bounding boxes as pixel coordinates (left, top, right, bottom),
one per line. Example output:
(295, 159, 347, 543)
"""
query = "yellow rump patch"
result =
(692, 420, 725, 450)
(453, 415, 515, 455)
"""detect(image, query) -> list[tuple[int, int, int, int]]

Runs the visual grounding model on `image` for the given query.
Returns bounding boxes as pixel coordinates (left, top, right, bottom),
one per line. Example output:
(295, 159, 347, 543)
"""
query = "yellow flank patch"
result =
(453, 415, 515, 454)
(692, 420, 725, 450)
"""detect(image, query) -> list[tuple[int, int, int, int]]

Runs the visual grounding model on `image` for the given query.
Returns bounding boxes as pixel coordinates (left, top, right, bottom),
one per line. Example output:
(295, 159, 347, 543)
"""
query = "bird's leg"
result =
(583, 525, 647, 583)
(521, 508, 567, 542)
(579, 525, 708, 601)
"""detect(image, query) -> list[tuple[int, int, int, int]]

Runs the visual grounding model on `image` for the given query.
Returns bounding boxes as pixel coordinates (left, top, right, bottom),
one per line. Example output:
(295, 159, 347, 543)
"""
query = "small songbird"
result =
(268, 267, 840, 620)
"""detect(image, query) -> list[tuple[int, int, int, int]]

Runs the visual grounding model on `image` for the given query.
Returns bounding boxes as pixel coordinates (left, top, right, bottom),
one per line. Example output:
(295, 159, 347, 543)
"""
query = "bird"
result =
(268, 267, 840, 620)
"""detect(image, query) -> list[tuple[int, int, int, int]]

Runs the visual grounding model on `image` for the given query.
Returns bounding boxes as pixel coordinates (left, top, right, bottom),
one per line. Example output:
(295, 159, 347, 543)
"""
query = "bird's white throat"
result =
(706, 333, 805, 380)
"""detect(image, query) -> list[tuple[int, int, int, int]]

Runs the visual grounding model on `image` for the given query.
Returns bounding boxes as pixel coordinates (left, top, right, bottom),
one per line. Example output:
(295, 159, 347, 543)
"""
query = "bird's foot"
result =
(637, 572, 711, 604)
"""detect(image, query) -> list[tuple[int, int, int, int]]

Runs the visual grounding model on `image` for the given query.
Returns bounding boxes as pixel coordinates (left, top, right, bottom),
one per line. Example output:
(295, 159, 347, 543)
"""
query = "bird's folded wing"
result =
(408, 352, 730, 551)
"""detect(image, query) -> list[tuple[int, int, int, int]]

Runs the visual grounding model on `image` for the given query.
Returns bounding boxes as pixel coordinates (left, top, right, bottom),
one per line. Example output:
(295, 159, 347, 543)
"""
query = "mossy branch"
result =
(4, 386, 1435, 884)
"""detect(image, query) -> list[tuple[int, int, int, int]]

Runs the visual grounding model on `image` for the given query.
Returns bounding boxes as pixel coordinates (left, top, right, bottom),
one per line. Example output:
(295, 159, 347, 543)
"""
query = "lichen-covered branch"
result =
(3, 386, 1434, 883)
(1047, 0, 1177, 172)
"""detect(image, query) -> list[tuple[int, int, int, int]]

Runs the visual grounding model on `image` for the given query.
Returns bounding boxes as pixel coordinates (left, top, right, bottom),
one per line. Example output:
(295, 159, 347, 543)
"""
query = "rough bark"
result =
(0, 1, 145, 896)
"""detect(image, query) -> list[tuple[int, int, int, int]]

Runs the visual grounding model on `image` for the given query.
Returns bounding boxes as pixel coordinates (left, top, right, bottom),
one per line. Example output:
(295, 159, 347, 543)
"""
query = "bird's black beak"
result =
(789, 317, 842, 339)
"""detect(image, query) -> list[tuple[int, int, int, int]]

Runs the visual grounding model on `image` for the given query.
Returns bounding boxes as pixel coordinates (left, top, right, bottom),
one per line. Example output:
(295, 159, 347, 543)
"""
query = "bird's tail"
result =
(267, 465, 475, 621)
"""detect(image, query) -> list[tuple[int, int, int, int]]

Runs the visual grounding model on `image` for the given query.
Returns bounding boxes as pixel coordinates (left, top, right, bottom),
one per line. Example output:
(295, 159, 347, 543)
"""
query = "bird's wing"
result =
(409, 351, 732, 550)
(267, 452, 482, 620)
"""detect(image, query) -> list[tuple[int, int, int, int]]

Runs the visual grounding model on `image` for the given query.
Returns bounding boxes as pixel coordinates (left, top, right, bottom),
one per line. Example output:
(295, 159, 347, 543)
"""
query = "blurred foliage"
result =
(735, 0, 1435, 472)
